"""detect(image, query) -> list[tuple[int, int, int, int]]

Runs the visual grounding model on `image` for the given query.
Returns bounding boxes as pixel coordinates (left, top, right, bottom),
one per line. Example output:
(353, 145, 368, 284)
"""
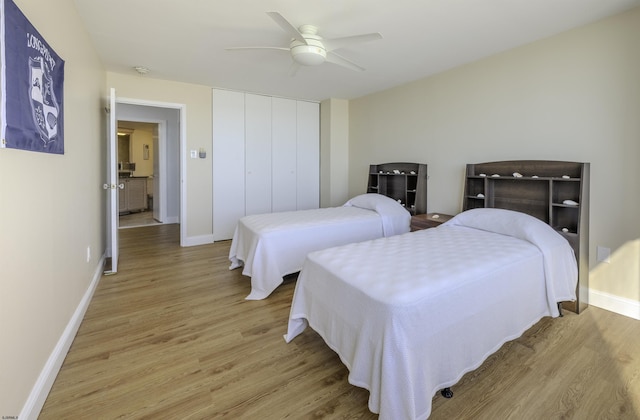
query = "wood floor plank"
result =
(39, 224, 640, 419)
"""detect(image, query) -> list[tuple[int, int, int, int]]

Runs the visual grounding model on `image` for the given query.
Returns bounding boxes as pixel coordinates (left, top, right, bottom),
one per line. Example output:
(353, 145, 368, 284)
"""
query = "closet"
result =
(212, 89, 320, 240)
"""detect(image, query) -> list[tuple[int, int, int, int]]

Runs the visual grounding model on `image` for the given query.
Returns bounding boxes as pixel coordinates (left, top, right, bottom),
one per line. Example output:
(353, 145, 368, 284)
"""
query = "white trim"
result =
(183, 234, 215, 247)
(116, 96, 185, 110)
(179, 105, 188, 248)
(589, 289, 640, 320)
(20, 256, 105, 420)
(155, 121, 166, 223)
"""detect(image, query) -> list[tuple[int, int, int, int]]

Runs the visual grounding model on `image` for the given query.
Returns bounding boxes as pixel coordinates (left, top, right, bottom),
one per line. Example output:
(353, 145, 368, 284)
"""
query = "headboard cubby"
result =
(367, 162, 428, 215)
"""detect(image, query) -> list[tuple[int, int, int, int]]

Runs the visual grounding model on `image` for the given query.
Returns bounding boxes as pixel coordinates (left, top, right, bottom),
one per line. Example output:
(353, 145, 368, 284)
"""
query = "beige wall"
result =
(320, 99, 350, 207)
(0, 0, 106, 415)
(117, 123, 156, 178)
(106, 73, 213, 240)
(130, 128, 154, 177)
(348, 8, 640, 306)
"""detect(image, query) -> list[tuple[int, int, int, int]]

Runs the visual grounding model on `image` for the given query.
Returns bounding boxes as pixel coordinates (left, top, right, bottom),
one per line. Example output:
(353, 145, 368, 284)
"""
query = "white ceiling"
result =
(72, 0, 640, 102)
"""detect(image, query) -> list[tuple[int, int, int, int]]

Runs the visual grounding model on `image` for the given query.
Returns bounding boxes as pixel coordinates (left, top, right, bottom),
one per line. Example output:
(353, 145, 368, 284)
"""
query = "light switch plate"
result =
(596, 246, 611, 263)
(190, 150, 197, 159)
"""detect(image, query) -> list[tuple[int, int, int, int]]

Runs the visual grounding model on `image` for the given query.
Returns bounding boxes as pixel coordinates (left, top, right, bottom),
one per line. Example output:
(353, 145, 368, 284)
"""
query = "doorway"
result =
(115, 99, 185, 245)
(117, 121, 162, 229)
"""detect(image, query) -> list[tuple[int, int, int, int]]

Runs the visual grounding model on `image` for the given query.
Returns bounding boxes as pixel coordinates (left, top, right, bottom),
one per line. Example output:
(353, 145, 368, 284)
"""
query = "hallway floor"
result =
(119, 210, 162, 229)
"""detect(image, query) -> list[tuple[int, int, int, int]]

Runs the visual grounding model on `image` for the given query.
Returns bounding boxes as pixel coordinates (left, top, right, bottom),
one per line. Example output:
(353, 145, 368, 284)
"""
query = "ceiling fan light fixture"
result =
(226, 12, 381, 72)
(291, 44, 326, 66)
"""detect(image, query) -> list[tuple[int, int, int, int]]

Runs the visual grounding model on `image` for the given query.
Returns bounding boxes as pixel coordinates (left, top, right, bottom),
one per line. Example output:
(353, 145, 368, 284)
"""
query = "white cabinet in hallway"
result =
(118, 177, 148, 214)
(212, 89, 320, 241)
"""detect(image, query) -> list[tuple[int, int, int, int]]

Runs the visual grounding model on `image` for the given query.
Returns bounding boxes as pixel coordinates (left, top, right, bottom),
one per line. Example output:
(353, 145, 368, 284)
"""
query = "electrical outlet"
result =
(86, 246, 91, 263)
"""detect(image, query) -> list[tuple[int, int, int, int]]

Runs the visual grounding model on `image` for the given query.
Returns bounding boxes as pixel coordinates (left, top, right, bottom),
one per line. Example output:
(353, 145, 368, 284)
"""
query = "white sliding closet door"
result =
(296, 101, 320, 209)
(271, 97, 297, 212)
(213, 89, 245, 241)
(213, 90, 320, 240)
(245, 94, 272, 216)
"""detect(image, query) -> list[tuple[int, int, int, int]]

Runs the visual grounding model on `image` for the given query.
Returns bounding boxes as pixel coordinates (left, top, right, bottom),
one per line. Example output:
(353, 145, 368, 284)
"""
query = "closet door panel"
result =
(212, 89, 245, 240)
(296, 101, 320, 210)
(271, 97, 297, 212)
(245, 94, 272, 216)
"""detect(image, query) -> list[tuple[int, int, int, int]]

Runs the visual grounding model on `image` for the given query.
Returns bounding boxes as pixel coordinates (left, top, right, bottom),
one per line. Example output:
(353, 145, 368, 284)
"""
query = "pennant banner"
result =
(1, 0, 65, 154)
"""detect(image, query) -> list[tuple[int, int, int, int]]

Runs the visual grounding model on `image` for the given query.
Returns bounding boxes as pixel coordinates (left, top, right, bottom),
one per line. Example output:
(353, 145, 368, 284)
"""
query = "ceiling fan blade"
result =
(323, 33, 382, 52)
(326, 51, 365, 72)
(266, 11, 308, 45)
(225, 46, 289, 51)
(289, 61, 301, 77)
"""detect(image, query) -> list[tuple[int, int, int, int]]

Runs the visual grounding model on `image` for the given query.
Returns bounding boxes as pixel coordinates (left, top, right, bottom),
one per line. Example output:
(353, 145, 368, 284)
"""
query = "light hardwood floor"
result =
(40, 224, 640, 419)
(119, 210, 162, 229)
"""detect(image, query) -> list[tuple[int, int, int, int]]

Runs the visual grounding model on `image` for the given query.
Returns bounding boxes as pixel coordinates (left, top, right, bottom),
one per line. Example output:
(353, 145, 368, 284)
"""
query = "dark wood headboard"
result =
(367, 162, 428, 215)
(463, 160, 590, 314)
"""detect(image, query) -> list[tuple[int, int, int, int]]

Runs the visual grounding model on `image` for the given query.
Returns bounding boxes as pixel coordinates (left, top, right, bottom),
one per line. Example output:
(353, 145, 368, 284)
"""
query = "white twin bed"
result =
(229, 193, 411, 300)
(284, 208, 578, 420)
(227, 159, 583, 419)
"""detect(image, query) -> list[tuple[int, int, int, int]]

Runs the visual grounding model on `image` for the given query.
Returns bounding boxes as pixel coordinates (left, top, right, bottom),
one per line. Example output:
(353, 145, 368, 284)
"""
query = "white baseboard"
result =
(183, 234, 214, 247)
(589, 289, 640, 320)
(19, 256, 105, 420)
(164, 216, 179, 224)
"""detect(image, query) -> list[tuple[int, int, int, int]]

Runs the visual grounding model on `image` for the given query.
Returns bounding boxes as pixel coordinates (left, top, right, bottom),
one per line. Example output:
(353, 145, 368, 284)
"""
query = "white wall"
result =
(348, 8, 640, 310)
(0, 0, 106, 416)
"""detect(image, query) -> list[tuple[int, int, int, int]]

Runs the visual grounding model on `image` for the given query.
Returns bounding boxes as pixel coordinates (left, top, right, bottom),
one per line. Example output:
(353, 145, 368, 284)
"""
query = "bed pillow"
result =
(444, 207, 578, 317)
(343, 193, 410, 236)
(443, 207, 554, 240)
(343, 193, 400, 210)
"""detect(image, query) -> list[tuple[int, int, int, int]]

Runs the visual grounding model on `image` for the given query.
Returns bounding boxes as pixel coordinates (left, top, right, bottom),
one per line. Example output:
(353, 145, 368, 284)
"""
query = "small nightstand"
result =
(411, 213, 454, 231)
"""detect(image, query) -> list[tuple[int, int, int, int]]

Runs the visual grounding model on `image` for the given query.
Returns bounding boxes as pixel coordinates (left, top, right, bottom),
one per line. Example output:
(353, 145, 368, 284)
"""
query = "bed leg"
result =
(441, 387, 453, 398)
(558, 302, 564, 317)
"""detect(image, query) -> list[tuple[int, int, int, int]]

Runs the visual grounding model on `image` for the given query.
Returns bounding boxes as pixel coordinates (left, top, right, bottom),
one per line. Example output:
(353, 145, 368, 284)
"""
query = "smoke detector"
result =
(133, 66, 150, 75)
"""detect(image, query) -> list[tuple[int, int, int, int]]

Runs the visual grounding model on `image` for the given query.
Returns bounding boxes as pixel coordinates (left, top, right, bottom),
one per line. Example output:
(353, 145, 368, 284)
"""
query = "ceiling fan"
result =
(226, 12, 383, 73)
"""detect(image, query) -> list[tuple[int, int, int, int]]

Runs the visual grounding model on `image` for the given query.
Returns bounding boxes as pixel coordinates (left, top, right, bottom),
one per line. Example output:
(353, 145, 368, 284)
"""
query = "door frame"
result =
(114, 95, 187, 246)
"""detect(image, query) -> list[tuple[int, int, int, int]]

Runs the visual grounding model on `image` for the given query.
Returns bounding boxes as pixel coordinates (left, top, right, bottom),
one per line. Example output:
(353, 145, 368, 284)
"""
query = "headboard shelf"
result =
(368, 162, 428, 215)
(464, 160, 590, 314)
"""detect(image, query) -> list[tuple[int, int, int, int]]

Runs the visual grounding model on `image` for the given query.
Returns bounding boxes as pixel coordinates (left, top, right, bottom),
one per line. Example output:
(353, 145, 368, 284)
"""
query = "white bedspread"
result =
(229, 194, 410, 300)
(285, 208, 577, 420)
